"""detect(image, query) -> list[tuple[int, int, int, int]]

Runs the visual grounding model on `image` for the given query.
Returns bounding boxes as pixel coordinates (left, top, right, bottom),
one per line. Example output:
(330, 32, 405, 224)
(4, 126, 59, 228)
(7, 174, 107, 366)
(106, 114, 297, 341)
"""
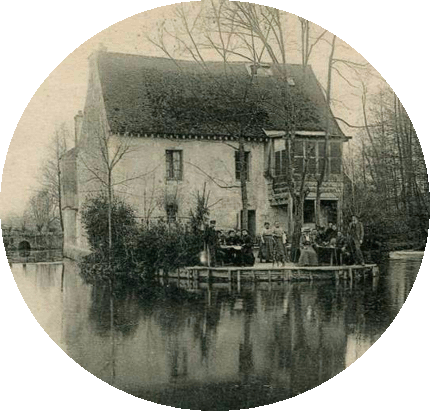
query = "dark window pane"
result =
(331, 158, 341, 174)
(166, 150, 183, 180)
(331, 142, 341, 158)
(308, 158, 317, 174)
(306, 141, 316, 158)
(294, 157, 304, 174)
(318, 157, 326, 174)
(294, 140, 303, 156)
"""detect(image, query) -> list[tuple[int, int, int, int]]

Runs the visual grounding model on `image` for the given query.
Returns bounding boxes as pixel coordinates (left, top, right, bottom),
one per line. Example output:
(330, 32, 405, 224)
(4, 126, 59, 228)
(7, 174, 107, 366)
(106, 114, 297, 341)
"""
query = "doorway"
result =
(320, 200, 338, 226)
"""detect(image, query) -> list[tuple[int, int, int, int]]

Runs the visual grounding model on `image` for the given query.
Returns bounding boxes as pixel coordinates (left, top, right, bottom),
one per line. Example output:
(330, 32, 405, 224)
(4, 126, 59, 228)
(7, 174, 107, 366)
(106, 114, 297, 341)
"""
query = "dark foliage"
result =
(81, 195, 139, 261)
(80, 192, 208, 283)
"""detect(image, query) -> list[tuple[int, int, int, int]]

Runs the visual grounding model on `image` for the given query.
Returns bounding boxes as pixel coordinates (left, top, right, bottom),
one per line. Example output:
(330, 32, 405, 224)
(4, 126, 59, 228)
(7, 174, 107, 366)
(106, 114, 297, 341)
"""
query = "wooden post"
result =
(228, 269, 232, 283)
(349, 267, 353, 282)
(237, 270, 241, 293)
(268, 270, 272, 284)
(253, 270, 257, 282)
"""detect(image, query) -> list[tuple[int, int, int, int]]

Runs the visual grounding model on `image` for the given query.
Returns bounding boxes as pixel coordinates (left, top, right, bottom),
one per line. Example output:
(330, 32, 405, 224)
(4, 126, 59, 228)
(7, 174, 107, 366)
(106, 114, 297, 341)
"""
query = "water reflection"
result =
(11, 258, 420, 410)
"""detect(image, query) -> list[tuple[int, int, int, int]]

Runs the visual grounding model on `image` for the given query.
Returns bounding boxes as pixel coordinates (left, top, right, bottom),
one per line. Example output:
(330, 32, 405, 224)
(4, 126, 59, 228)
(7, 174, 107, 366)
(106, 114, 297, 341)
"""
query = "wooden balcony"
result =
(272, 175, 289, 195)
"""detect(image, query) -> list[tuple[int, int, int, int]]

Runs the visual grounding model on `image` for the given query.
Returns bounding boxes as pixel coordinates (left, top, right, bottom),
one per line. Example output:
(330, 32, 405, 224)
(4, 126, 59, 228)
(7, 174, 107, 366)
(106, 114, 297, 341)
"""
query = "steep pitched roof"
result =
(96, 51, 344, 139)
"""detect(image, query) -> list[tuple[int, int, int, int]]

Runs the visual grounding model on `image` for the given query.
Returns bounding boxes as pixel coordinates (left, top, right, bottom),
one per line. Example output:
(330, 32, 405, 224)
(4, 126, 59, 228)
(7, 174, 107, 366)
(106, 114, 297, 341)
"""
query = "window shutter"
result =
(281, 150, 287, 176)
(275, 151, 281, 176)
(166, 150, 171, 179)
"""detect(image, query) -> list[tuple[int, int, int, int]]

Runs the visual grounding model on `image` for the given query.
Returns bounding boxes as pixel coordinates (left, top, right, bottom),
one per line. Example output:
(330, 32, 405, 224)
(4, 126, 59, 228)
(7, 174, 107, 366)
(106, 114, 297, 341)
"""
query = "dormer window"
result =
(247, 63, 272, 77)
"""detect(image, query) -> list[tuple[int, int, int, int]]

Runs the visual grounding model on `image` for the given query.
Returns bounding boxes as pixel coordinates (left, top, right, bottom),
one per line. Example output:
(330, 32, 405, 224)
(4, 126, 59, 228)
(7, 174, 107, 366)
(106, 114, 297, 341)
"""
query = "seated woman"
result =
(240, 229, 255, 267)
(226, 230, 239, 245)
(224, 230, 242, 265)
(298, 239, 319, 266)
(258, 222, 274, 263)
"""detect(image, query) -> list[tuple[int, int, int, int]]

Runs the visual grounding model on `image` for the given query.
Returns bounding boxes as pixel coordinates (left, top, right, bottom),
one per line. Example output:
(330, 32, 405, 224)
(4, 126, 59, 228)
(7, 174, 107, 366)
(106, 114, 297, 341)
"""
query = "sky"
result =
(0, 4, 374, 221)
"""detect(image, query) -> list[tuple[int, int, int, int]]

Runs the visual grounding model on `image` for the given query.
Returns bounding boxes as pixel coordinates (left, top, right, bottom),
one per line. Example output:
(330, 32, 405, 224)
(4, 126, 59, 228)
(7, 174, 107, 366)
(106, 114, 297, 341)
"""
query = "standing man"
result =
(348, 215, 365, 265)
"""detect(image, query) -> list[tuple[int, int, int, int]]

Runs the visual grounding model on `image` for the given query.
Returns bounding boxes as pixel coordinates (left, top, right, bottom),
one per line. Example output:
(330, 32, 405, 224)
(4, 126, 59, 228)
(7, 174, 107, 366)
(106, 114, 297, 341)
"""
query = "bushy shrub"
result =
(81, 195, 139, 261)
(80, 193, 206, 278)
(134, 220, 202, 274)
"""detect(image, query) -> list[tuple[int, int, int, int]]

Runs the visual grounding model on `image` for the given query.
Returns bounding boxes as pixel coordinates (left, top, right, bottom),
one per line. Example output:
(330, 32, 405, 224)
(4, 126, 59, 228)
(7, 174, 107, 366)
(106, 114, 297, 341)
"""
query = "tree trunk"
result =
(239, 135, 248, 231)
(108, 170, 113, 264)
(57, 165, 64, 251)
(316, 35, 336, 226)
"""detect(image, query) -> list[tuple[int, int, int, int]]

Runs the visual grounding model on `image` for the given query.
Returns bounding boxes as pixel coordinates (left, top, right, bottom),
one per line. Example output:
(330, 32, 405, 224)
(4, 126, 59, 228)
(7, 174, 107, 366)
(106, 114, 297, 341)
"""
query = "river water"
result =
(11, 257, 421, 410)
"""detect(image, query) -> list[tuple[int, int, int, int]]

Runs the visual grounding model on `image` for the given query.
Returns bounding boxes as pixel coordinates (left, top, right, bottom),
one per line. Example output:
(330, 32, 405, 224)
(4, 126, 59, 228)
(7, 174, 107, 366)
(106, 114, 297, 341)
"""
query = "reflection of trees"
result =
(81, 263, 417, 402)
(261, 283, 348, 396)
(239, 291, 256, 380)
(87, 283, 141, 338)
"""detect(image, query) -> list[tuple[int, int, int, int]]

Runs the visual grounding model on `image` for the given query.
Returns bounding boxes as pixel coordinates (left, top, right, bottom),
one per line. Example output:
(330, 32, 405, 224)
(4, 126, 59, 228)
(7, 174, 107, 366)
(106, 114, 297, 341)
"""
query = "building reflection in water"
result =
(11, 257, 420, 409)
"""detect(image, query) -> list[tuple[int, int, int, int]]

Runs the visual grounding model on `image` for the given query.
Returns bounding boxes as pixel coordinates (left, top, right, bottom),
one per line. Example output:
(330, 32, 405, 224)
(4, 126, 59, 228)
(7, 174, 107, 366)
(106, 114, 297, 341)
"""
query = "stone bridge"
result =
(2, 231, 63, 251)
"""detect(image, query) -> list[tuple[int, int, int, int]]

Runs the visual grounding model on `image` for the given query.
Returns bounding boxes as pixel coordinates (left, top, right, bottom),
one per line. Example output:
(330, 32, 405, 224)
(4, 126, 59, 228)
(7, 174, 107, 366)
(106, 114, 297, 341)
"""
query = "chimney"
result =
(74, 110, 83, 147)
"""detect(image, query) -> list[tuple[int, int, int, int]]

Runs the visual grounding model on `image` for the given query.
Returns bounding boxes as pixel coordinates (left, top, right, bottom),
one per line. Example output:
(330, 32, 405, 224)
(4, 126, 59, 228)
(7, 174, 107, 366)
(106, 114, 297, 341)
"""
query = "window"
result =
(166, 203, 178, 223)
(293, 140, 304, 174)
(330, 142, 342, 175)
(247, 63, 273, 77)
(306, 142, 317, 174)
(318, 142, 326, 174)
(274, 149, 287, 177)
(166, 150, 183, 180)
(235, 151, 250, 181)
(293, 140, 342, 175)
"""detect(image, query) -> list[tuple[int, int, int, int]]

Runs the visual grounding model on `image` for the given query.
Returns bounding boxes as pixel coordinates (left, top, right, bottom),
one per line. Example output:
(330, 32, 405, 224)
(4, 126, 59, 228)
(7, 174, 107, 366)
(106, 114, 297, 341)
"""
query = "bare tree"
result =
(315, 34, 336, 226)
(215, 2, 316, 258)
(27, 189, 57, 233)
(147, 1, 273, 233)
(40, 123, 69, 235)
(79, 130, 138, 258)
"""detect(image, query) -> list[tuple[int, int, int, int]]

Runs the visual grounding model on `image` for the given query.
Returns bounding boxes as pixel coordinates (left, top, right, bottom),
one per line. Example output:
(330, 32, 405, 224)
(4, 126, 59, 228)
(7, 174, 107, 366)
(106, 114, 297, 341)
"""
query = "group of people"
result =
(258, 221, 289, 265)
(204, 221, 255, 267)
(299, 216, 365, 266)
(203, 215, 365, 268)
(258, 216, 365, 267)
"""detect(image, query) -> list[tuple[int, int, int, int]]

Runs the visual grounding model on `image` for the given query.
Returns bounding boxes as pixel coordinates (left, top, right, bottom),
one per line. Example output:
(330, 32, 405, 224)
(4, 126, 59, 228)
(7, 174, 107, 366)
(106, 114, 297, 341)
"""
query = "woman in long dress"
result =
(298, 231, 318, 266)
(272, 221, 288, 265)
(240, 229, 255, 267)
(258, 222, 274, 263)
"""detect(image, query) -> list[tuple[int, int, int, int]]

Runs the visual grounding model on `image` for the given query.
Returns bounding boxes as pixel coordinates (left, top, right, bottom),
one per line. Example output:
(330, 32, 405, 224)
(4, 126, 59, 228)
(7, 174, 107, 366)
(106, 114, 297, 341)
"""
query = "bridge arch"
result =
(18, 241, 31, 251)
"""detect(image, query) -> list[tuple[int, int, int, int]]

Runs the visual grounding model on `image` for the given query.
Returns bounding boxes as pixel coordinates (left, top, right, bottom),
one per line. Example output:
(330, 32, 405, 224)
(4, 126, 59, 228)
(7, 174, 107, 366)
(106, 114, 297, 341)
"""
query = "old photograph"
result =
(0, 1, 428, 410)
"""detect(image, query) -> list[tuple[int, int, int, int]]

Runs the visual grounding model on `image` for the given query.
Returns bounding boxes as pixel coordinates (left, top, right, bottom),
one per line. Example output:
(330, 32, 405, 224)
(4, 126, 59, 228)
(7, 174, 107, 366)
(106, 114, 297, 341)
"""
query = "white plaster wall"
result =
(109, 135, 270, 233)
